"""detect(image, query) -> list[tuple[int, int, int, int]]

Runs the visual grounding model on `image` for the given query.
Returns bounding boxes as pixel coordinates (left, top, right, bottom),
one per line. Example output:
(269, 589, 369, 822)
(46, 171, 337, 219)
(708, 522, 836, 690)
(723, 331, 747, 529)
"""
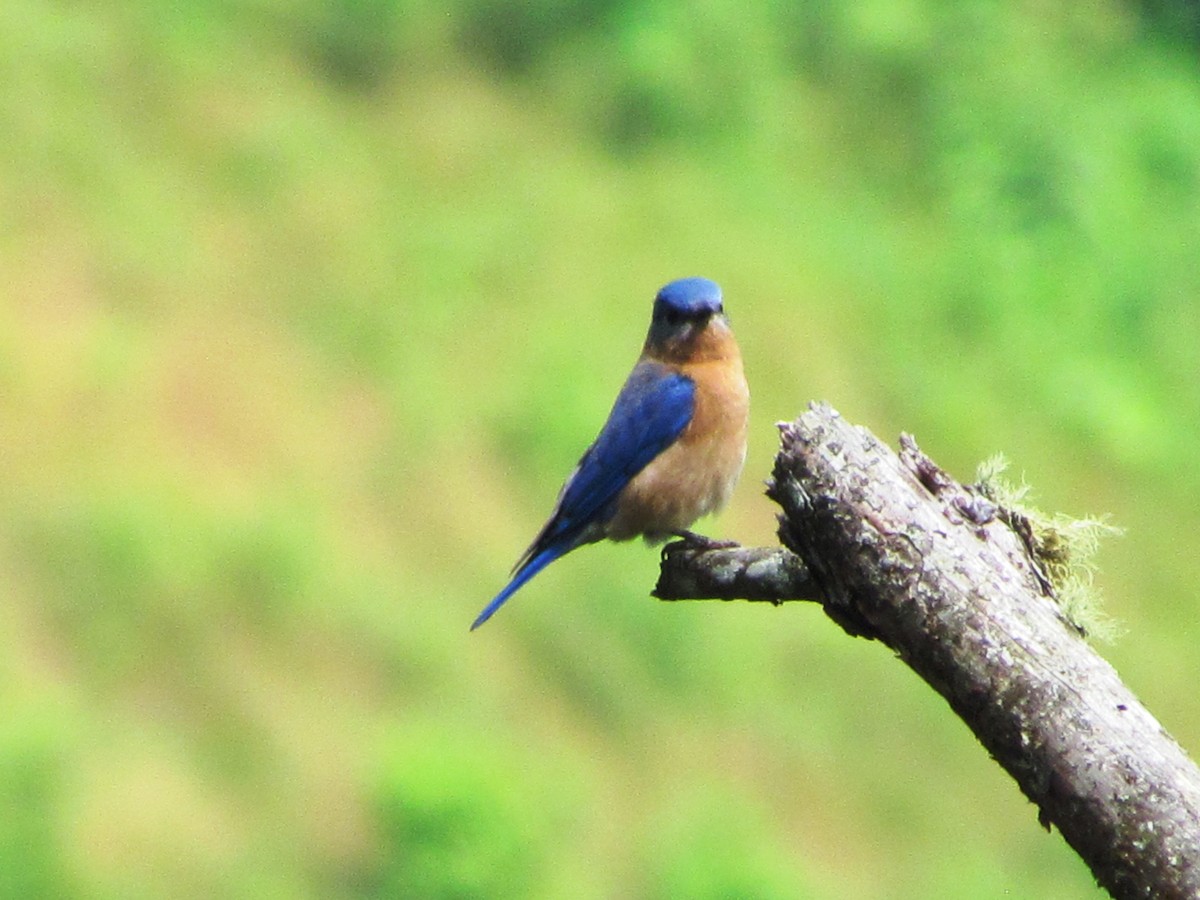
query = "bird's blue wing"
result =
(528, 360, 695, 559)
(471, 361, 694, 630)
(560, 364, 694, 523)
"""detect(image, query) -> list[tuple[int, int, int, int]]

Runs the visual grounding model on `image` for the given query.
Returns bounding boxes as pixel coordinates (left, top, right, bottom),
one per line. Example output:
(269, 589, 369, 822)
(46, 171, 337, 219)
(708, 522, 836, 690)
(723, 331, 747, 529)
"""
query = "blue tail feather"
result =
(470, 546, 565, 631)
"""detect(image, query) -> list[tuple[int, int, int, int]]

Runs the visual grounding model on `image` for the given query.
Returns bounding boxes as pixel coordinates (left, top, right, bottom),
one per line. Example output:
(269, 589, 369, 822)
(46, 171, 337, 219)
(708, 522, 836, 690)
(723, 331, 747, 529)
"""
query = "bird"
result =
(471, 276, 749, 630)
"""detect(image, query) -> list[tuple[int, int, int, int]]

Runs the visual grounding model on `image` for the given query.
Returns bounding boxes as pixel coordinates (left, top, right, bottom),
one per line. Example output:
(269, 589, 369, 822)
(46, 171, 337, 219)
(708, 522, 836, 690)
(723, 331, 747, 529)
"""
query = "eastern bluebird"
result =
(471, 277, 750, 630)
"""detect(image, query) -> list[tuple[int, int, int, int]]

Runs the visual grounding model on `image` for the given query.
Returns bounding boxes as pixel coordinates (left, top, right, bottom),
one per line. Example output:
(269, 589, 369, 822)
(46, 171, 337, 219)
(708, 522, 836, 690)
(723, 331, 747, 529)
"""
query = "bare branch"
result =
(656, 402, 1200, 899)
(653, 544, 820, 603)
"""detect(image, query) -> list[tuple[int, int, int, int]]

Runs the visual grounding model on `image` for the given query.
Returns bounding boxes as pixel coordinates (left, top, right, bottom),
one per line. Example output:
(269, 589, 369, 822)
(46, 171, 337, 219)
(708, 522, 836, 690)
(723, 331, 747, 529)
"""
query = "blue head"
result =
(645, 277, 728, 361)
(654, 277, 723, 321)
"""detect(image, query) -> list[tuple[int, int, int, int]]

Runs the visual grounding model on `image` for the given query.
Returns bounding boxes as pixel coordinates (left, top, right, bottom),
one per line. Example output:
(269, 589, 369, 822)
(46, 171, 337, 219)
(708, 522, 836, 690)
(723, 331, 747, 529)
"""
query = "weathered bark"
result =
(655, 403, 1200, 899)
(655, 545, 818, 604)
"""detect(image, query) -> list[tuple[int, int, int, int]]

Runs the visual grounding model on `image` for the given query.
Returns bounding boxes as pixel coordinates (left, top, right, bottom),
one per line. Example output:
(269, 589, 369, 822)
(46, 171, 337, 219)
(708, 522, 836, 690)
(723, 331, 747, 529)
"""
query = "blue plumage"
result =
(472, 276, 748, 630)
(653, 277, 723, 317)
(469, 546, 565, 632)
(471, 362, 694, 630)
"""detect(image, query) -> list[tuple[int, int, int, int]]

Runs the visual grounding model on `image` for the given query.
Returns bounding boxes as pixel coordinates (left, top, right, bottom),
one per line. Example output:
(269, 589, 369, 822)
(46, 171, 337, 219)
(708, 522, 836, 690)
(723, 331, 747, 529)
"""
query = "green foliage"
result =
(369, 732, 549, 898)
(1, 0, 1198, 897)
(645, 788, 816, 899)
(0, 706, 77, 898)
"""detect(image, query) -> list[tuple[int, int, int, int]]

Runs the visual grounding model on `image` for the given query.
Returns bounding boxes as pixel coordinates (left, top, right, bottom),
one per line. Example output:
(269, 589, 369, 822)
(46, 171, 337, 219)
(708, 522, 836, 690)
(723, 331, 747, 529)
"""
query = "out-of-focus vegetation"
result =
(2, 1, 1198, 896)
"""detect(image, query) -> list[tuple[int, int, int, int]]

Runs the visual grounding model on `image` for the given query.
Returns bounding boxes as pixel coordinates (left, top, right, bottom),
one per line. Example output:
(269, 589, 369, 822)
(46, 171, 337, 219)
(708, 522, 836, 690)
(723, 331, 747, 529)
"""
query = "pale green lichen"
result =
(975, 454, 1124, 642)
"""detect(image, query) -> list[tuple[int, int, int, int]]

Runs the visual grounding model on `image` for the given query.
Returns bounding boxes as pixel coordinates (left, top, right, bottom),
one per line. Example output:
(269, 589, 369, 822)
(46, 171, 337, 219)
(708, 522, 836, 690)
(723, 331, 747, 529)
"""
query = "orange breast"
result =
(606, 328, 749, 541)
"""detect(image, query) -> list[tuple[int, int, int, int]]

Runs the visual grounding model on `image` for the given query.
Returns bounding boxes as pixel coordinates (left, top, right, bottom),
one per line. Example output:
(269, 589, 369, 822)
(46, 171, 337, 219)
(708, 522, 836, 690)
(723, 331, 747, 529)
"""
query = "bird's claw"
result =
(664, 530, 740, 555)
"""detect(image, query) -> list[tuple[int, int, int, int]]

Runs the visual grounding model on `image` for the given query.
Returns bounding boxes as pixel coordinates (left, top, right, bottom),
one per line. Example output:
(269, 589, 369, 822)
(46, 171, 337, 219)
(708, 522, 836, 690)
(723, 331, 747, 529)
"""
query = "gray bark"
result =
(655, 402, 1200, 899)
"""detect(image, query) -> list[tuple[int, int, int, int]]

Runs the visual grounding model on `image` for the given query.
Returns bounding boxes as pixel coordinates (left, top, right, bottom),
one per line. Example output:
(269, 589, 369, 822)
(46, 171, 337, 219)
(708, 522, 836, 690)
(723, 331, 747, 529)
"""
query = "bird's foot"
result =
(664, 530, 740, 554)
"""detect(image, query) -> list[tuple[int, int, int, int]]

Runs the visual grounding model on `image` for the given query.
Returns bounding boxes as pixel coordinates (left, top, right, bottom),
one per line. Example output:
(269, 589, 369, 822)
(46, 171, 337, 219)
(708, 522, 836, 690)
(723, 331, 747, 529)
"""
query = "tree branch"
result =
(656, 402, 1200, 899)
(654, 545, 819, 603)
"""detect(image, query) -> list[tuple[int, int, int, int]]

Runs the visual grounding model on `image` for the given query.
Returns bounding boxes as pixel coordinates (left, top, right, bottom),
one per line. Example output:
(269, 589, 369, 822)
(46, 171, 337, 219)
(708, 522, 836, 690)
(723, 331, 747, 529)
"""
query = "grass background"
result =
(2, 1, 1199, 896)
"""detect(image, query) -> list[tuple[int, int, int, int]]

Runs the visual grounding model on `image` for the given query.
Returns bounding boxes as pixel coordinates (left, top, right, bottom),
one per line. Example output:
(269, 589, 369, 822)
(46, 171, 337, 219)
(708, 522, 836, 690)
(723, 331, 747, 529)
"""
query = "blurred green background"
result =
(2, 0, 1198, 897)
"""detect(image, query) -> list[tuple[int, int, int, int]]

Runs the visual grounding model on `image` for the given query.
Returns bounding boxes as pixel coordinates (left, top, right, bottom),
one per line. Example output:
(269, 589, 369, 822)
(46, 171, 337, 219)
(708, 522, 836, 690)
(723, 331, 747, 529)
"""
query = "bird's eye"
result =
(663, 309, 684, 326)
